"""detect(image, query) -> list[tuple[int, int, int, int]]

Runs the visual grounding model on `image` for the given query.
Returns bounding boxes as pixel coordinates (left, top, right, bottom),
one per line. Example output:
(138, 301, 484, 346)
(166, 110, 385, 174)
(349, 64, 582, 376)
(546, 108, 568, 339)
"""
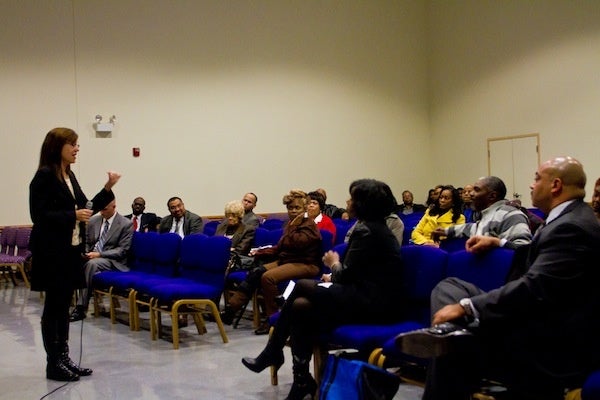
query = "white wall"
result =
(0, 0, 430, 224)
(428, 0, 600, 198)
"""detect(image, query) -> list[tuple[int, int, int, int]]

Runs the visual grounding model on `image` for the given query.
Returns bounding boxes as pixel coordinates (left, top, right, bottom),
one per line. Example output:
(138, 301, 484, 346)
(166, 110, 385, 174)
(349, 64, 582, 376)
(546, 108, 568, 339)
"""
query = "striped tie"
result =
(95, 220, 110, 252)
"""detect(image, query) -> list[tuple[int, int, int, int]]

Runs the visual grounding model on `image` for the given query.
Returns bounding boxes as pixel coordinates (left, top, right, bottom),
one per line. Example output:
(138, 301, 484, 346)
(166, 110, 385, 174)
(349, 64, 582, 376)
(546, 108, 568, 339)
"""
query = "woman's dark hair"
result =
(38, 127, 78, 181)
(307, 191, 325, 211)
(425, 188, 435, 206)
(349, 179, 397, 222)
(429, 185, 463, 223)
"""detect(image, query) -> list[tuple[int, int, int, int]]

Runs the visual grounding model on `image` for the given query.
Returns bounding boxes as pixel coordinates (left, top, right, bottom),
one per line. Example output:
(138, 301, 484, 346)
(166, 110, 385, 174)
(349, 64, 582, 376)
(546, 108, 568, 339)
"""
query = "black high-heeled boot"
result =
(285, 356, 317, 400)
(241, 344, 285, 373)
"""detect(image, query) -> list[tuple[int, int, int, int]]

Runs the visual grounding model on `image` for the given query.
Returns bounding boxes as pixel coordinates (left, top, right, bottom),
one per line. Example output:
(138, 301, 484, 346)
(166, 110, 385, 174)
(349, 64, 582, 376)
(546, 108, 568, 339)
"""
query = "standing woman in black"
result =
(29, 128, 121, 381)
(242, 179, 404, 400)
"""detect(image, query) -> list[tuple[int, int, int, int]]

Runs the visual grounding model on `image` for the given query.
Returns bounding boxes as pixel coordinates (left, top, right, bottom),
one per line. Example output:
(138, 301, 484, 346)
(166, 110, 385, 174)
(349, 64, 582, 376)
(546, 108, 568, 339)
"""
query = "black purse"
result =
(227, 252, 256, 273)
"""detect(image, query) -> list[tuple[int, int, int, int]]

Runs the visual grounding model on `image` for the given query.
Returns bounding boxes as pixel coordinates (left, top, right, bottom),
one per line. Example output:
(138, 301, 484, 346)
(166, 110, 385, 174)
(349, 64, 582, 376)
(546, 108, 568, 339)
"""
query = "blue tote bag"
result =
(319, 354, 400, 400)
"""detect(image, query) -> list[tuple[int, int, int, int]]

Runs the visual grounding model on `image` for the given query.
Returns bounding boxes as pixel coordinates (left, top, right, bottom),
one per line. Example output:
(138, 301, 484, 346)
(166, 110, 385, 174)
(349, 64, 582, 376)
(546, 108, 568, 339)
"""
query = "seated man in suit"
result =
(70, 200, 133, 321)
(124, 196, 161, 232)
(396, 156, 600, 399)
(158, 196, 203, 238)
(241, 192, 261, 228)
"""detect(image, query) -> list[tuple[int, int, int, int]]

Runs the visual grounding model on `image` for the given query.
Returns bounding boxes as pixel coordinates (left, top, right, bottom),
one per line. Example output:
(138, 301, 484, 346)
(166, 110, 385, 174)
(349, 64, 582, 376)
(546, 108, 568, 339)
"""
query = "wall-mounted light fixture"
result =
(93, 114, 116, 133)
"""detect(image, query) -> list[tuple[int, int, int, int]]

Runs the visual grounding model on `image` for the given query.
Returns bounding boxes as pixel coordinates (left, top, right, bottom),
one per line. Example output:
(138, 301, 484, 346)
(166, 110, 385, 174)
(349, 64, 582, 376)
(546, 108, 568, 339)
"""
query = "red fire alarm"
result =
(132, 147, 140, 157)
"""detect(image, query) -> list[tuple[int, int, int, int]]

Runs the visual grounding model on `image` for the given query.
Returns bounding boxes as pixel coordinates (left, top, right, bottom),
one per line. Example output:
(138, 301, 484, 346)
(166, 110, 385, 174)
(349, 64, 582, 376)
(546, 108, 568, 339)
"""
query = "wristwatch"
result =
(459, 298, 474, 317)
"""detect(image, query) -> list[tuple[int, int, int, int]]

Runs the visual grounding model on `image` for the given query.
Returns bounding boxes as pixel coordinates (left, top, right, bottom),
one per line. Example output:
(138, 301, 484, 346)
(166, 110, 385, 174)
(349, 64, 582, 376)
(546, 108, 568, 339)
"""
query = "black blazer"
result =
(472, 200, 600, 384)
(124, 212, 161, 232)
(29, 167, 114, 291)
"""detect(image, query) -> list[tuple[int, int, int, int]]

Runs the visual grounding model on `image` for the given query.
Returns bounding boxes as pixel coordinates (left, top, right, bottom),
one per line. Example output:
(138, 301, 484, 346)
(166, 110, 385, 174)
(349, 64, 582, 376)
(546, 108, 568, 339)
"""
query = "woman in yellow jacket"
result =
(411, 185, 465, 246)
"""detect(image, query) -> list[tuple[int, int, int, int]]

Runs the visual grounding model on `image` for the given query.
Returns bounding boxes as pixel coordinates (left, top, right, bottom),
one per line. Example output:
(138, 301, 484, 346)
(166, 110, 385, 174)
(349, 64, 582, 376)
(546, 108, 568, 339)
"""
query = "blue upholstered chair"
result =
(202, 220, 220, 236)
(92, 232, 182, 330)
(93, 231, 159, 326)
(399, 211, 425, 246)
(129, 233, 182, 330)
(262, 218, 285, 231)
(445, 248, 514, 292)
(582, 370, 600, 399)
(147, 235, 231, 349)
(438, 237, 468, 253)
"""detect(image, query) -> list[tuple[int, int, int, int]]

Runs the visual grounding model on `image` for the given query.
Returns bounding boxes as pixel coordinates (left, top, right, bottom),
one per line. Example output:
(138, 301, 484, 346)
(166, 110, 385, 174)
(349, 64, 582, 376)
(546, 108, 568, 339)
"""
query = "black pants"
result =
(423, 277, 564, 400)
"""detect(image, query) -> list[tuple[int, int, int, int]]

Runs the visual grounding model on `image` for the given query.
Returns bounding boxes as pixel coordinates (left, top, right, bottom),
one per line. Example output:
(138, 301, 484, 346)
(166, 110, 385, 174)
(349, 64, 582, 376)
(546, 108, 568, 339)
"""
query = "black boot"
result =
(241, 342, 285, 373)
(41, 318, 79, 381)
(69, 305, 87, 322)
(46, 357, 80, 381)
(59, 343, 93, 377)
(285, 355, 317, 400)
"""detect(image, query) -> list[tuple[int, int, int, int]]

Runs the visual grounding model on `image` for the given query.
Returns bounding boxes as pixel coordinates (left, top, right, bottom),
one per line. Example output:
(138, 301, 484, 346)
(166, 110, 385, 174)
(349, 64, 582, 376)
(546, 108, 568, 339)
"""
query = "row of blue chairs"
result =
(92, 232, 231, 349)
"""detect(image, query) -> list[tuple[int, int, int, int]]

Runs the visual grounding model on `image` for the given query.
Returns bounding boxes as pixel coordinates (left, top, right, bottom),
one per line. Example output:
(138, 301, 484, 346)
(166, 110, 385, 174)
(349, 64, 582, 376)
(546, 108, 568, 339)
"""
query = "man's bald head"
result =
(542, 156, 586, 199)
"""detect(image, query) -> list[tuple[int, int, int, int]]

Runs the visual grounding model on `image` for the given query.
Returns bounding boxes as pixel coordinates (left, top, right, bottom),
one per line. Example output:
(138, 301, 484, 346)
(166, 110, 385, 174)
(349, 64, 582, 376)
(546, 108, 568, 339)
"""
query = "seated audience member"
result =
(396, 156, 600, 400)
(124, 196, 161, 232)
(592, 177, 600, 222)
(158, 196, 203, 238)
(220, 190, 322, 334)
(241, 192, 261, 228)
(411, 185, 465, 246)
(241, 179, 404, 400)
(316, 188, 348, 220)
(432, 176, 532, 252)
(215, 200, 256, 255)
(426, 185, 443, 209)
(307, 190, 336, 244)
(461, 184, 475, 222)
(397, 190, 427, 215)
(70, 200, 133, 322)
(344, 183, 404, 245)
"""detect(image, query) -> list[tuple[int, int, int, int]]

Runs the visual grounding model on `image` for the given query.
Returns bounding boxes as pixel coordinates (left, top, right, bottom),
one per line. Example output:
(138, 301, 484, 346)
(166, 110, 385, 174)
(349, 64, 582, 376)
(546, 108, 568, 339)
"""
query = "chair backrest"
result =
(439, 237, 468, 253)
(254, 227, 283, 248)
(202, 220, 220, 236)
(153, 233, 182, 277)
(400, 245, 448, 325)
(179, 235, 231, 288)
(262, 218, 284, 231)
(131, 231, 159, 273)
(446, 248, 515, 292)
(332, 219, 354, 246)
(1, 226, 18, 255)
(399, 211, 425, 246)
(15, 227, 32, 257)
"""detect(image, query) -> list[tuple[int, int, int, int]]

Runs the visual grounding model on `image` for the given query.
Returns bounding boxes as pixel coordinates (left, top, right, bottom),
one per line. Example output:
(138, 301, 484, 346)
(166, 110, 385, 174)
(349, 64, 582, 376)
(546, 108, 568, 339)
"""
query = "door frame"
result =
(487, 133, 540, 176)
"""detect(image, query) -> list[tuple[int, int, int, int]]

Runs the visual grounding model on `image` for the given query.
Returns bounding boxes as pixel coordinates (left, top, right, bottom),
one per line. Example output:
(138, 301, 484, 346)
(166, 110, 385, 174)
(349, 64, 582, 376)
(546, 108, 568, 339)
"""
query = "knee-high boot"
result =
(285, 353, 317, 400)
(57, 318, 93, 377)
(41, 318, 79, 381)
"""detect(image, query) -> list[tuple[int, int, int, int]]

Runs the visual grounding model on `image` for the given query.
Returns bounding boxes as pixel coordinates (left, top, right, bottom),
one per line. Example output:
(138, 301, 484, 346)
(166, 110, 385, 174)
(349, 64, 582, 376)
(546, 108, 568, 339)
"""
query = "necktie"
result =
(174, 219, 181, 237)
(133, 216, 138, 231)
(96, 220, 110, 252)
